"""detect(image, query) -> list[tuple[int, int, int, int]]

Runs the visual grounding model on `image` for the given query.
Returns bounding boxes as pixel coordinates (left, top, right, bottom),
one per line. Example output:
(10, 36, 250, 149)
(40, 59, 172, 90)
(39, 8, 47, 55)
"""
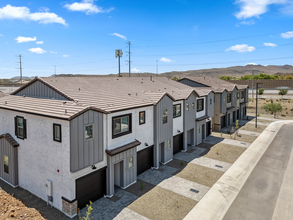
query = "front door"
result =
(202, 124, 205, 140)
(114, 161, 123, 187)
(228, 114, 231, 126)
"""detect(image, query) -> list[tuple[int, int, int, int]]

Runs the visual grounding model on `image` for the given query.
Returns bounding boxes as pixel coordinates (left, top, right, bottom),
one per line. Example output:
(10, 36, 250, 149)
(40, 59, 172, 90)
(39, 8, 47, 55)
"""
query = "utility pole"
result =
(156, 60, 158, 74)
(251, 70, 254, 102)
(125, 41, 131, 77)
(17, 55, 23, 83)
(255, 82, 263, 128)
(115, 49, 123, 77)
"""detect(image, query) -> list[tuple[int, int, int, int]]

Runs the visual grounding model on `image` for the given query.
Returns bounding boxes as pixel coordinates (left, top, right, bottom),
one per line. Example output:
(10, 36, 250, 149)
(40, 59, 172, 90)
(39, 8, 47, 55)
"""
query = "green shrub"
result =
(262, 103, 283, 118)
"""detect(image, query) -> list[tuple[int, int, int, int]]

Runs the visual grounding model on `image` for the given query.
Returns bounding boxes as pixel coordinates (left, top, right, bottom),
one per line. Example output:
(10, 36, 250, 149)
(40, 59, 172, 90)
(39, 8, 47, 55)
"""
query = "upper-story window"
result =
(128, 156, 134, 168)
(14, 116, 27, 139)
(210, 99, 212, 105)
(241, 91, 244, 99)
(139, 111, 145, 125)
(85, 125, 93, 140)
(227, 94, 231, 103)
(197, 99, 204, 112)
(163, 109, 168, 124)
(168, 139, 171, 149)
(112, 114, 132, 138)
(186, 103, 189, 111)
(237, 92, 240, 99)
(53, 124, 62, 142)
(192, 103, 195, 109)
(173, 104, 181, 118)
(3, 155, 8, 174)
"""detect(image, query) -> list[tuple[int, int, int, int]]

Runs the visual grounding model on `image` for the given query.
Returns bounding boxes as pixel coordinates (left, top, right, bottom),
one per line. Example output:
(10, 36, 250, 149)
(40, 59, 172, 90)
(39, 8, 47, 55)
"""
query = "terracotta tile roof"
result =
(0, 133, 19, 147)
(180, 77, 248, 92)
(106, 139, 141, 156)
(3, 77, 213, 118)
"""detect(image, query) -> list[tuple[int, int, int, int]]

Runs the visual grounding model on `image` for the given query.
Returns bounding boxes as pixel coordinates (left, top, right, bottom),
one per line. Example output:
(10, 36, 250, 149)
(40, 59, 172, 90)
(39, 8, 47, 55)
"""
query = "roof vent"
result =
(79, 88, 81, 91)
(4, 101, 7, 105)
(65, 109, 67, 113)
(23, 95, 26, 98)
(117, 78, 119, 80)
(63, 101, 67, 105)
(136, 93, 137, 96)
(128, 93, 131, 96)
(141, 81, 143, 83)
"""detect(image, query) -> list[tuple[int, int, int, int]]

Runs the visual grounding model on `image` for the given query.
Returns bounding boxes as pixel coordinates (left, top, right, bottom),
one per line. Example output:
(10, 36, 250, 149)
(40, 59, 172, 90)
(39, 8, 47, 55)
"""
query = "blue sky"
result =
(0, 0, 293, 78)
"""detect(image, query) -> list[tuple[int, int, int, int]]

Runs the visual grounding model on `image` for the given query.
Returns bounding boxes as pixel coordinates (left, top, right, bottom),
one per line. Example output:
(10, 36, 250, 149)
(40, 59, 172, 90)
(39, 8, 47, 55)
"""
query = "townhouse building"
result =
(178, 77, 248, 131)
(0, 76, 214, 218)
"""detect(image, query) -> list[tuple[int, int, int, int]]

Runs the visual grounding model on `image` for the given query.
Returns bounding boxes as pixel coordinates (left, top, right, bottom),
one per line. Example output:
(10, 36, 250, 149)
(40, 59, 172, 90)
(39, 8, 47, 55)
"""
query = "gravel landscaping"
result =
(128, 186, 197, 220)
(212, 132, 257, 143)
(240, 123, 267, 133)
(175, 163, 224, 188)
(201, 143, 246, 164)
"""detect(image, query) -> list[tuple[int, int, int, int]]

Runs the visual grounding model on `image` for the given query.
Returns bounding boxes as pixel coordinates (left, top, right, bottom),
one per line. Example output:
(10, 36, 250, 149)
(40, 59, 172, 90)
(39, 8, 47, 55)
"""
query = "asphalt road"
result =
(223, 124, 293, 220)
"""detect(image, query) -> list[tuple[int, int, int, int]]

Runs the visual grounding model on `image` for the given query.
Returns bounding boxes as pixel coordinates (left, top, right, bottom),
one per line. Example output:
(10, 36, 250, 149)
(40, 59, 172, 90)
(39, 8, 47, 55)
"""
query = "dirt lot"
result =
(0, 187, 46, 220)
(247, 98, 293, 119)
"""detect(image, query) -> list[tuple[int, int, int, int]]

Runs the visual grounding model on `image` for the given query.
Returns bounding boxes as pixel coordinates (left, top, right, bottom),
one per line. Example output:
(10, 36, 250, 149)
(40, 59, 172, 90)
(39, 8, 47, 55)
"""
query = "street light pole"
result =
(255, 82, 263, 128)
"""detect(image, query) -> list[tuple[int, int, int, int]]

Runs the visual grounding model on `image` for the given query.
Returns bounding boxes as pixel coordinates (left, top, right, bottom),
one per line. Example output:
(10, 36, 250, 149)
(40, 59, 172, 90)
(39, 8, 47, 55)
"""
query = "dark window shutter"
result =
(23, 119, 27, 139)
(14, 117, 17, 136)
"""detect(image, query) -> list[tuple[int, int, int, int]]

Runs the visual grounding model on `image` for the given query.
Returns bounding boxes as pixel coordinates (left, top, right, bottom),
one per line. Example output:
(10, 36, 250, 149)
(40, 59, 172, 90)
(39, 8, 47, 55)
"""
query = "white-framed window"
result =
(129, 156, 134, 168)
(198, 126, 200, 133)
(53, 124, 61, 142)
(192, 103, 195, 109)
(15, 116, 27, 139)
(227, 94, 231, 103)
(163, 109, 168, 124)
(210, 99, 212, 105)
(173, 104, 181, 118)
(85, 125, 93, 140)
(168, 139, 171, 148)
(4, 155, 8, 174)
(186, 103, 189, 111)
(139, 111, 145, 125)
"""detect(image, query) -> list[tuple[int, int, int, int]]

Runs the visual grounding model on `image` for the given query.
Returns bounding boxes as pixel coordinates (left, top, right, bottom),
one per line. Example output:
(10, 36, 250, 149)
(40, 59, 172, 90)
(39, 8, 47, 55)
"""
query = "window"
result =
(227, 94, 231, 103)
(210, 99, 212, 105)
(163, 109, 168, 124)
(129, 157, 133, 168)
(139, 111, 145, 125)
(173, 104, 181, 118)
(197, 99, 204, 112)
(112, 114, 132, 138)
(15, 116, 27, 139)
(53, 124, 61, 142)
(4, 155, 8, 174)
(168, 140, 171, 149)
(241, 91, 244, 99)
(192, 103, 195, 109)
(237, 92, 240, 99)
(186, 103, 189, 111)
(85, 125, 93, 140)
(198, 126, 200, 133)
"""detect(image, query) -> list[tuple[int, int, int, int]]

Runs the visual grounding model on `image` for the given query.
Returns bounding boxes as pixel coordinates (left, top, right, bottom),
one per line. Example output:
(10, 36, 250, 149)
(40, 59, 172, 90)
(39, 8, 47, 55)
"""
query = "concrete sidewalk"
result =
(184, 120, 293, 220)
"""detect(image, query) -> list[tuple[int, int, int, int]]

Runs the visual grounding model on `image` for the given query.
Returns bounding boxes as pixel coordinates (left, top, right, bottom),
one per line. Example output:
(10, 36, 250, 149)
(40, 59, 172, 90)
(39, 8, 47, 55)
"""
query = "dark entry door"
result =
(137, 146, 154, 176)
(233, 111, 236, 123)
(76, 167, 106, 209)
(228, 114, 231, 126)
(173, 133, 183, 155)
(221, 115, 226, 128)
(202, 124, 205, 140)
(237, 109, 240, 120)
(206, 121, 211, 136)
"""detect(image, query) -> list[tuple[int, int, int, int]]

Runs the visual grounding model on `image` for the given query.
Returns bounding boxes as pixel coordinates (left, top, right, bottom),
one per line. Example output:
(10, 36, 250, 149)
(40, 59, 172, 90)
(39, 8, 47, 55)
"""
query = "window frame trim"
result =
(3, 155, 9, 175)
(53, 123, 62, 143)
(139, 111, 146, 125)
(128, 156, 134, 169)
(85, 124, 94, 140)
(227, 93, 232, 103)
(173, 104, 181, 118)
(197, 99, 204, 112)
(163, 108, 168, 124)
(15, 116, 25, 140)
(112, 113, 132, 139)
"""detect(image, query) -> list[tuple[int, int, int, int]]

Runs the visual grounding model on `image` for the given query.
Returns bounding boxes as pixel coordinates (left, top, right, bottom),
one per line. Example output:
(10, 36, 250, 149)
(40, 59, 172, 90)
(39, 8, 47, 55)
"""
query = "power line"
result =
(133, 32, 284, 48)
(134, 56, 293, 67)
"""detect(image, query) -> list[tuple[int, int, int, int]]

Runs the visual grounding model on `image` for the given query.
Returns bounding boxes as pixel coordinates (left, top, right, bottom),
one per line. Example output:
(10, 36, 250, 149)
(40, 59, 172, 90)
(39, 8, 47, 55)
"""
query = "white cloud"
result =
(39, 7, 50, 12)
(226, 44, 255, 52)
(50, 51, 58, 54)
(63, 54, 69, 57)
(131, 68, 140, 73)
(0, 4, 66, 25)
(28, 47, 46, 54)
(160, 57, 173, 63)
(263, 42, 277, 47)
(234, 0, 288, 19)
(240, 19, 255, 25)
(15, 36, 36, 43)
(0, 34, 3, 36)
(281, 31, 293, 38)
(110, 33, 127, 40)
(64, 0, 114, 15)
(36, 41, 43, 44)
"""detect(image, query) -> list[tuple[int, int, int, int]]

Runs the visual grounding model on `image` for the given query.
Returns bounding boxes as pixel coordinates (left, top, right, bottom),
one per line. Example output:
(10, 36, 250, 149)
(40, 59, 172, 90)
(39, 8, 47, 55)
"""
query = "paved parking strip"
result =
(204, 136, 250, 148)
(237, 129, 260, 136)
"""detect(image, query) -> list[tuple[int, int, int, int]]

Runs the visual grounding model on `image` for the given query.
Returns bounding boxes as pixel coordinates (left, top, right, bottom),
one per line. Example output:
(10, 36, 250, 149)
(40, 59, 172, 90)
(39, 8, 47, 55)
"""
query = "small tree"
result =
(234, 120, 239, 139)
(258, 88, 265, 95)
(284, 75, 293, 80)
(262, 103, 283, 118)
(278, 89, 288, 100)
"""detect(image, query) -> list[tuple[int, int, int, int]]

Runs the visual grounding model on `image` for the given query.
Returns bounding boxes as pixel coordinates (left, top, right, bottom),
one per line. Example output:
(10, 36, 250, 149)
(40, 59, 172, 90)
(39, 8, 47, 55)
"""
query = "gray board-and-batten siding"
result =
(0, 138, 18, 186)
(70, 110, 104, 172)
(14, 80, 68, 100)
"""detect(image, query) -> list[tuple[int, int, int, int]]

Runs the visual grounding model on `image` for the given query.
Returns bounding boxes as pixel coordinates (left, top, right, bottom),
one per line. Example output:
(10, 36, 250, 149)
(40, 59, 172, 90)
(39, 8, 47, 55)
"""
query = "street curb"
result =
(184, 120, 293, 220)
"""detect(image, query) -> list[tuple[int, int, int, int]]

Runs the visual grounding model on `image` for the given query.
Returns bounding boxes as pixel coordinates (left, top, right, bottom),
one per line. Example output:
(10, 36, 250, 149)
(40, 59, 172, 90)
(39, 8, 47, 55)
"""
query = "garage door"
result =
(221, 115, 226, 129)
(137, 146, 154, 176)
(76, 167, 106, 209)
(173, 133, 183, 155)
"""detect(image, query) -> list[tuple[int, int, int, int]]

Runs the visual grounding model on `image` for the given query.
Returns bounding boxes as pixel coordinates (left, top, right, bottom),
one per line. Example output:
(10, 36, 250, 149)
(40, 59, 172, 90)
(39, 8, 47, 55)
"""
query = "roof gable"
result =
(0, 133, 19, 147)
